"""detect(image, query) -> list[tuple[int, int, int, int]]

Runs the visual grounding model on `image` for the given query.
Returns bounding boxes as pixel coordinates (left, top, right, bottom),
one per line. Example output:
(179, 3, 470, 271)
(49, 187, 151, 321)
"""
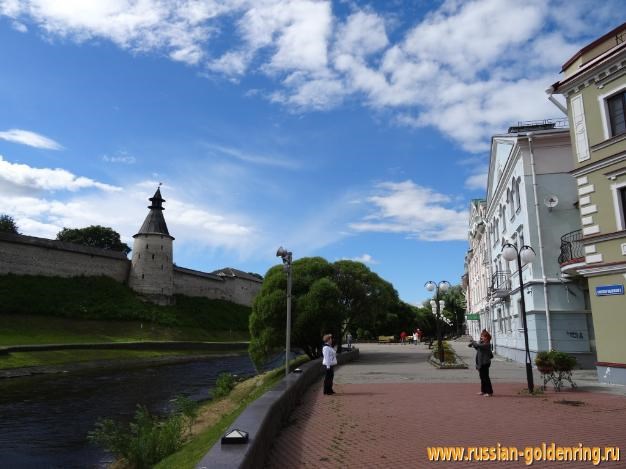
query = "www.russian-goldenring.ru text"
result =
(427, 443, 620, 465)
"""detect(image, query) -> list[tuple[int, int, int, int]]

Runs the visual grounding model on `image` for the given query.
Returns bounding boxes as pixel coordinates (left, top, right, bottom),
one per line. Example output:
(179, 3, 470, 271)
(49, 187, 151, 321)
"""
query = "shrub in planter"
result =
(550, 351, 576, 372)
(535, 350, 577, 391)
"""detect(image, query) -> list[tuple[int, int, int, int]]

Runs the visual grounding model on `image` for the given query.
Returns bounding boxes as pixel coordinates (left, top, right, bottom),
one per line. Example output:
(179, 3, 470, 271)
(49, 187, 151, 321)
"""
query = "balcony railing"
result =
(491, 270, 511, 298)
(558, 229, 584, 266)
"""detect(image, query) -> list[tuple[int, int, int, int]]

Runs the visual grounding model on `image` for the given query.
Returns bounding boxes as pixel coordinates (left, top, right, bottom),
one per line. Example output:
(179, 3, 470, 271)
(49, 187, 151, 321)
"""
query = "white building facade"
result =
(463, 199, 491, 340)
(485, 123, 594, 366)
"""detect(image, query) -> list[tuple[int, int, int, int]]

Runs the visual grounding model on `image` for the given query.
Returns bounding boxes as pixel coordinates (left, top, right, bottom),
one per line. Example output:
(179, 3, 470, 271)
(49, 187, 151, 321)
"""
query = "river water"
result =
(0, 354, 257, 468)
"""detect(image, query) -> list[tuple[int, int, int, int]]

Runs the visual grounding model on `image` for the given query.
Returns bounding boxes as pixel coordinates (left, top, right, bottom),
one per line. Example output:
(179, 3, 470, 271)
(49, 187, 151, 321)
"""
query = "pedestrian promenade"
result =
(265, 340, 626, 468)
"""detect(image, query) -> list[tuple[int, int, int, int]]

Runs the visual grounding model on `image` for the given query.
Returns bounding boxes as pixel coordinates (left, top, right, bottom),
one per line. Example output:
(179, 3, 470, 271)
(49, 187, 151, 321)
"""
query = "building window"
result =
(611, 183, 626, 230)
(621, 187, 626, 221)
(608, 91, 626, 137)
(618, 186, 626, 229)
(514, 178, 521, 212)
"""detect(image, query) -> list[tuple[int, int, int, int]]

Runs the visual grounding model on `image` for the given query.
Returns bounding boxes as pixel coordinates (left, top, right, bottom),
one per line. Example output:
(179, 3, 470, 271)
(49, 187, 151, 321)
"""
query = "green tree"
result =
(440, 285, 466, 336)
(332, 260, 398, 341)
(0, 214, 19, 234)
(56, 225, 131, 254)
(248, 257, 403, 366)
(249, 257, 337, 366)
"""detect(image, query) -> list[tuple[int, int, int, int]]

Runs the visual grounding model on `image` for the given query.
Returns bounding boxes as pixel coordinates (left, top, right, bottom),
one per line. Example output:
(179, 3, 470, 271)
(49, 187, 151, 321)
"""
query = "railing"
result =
(508, 118, 568, 133)
(558, 229, 584, 266)
(491, 270, 511, 297)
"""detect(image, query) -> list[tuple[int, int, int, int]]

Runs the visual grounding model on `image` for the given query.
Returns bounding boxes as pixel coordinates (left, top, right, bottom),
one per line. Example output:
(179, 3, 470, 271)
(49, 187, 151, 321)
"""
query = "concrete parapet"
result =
(196, 348, 360, 469)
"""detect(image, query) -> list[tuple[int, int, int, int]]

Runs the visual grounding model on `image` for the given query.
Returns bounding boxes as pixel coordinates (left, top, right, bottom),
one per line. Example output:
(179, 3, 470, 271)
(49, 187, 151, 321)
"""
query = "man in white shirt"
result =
(322, 333, 337, 395)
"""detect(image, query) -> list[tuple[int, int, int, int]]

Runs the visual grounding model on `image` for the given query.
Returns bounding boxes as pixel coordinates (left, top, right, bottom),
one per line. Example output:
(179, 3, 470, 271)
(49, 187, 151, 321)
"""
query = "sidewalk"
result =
(265, 341, 626, 468)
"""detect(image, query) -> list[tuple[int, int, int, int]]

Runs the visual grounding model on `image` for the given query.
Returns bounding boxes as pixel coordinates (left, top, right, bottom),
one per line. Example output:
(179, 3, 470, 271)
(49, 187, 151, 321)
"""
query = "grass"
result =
(0, 315, 249, 346)
(0, 274, 252, 345)
(155, 355, 310, 469)
(0, 349, 222, 370)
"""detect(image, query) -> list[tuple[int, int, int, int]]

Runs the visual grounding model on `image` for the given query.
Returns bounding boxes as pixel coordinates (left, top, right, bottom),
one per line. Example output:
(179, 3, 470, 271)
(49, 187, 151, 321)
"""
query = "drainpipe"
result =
(527, 133, 553, 351)
(545, 86, 568, 116)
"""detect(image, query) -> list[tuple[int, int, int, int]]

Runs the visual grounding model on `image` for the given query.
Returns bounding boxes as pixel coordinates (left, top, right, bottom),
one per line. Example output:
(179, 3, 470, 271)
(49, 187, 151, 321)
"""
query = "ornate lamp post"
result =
(501, 242, 536, 393)
(276, 246, 293, 378)
(425, 281, 450, 363)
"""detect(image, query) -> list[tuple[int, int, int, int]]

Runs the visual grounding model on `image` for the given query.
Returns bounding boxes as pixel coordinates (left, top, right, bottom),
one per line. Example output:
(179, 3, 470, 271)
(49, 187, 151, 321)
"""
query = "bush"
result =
(534, 350, 576, 372)
(212, 372, 236, 399)
(88, 404, 190, 469)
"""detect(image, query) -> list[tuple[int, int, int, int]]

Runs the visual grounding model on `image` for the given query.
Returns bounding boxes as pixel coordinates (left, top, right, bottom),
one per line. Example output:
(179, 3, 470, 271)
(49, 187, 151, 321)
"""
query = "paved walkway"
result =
(265, 340, 626, 468)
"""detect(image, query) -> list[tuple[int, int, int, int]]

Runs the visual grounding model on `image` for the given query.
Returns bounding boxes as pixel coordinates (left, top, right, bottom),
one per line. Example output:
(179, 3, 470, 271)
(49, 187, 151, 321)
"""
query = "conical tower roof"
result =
(134, 187, 174, 238)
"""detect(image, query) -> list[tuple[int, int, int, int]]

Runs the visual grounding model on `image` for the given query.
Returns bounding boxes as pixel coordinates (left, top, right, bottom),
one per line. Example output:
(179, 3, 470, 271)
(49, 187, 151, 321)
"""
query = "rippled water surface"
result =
(0, 354, 257, 468)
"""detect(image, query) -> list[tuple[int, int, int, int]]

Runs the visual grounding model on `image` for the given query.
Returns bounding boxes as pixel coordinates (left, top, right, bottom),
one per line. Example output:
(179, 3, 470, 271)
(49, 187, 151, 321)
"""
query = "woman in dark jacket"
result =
(469, 329, 494, 396)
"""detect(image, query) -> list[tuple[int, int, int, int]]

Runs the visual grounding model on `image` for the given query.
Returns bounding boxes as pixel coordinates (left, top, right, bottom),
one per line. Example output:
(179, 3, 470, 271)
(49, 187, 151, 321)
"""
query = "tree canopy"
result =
(248, 257, 400, 366)
(0, 214, 19, 234)
(56, 225, 131, 254)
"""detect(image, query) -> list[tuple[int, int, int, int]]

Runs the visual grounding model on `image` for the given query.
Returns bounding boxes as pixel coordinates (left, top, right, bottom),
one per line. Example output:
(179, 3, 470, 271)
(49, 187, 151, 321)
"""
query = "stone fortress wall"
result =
(0, 232, 261, 307)
(0, 232, 130, 282)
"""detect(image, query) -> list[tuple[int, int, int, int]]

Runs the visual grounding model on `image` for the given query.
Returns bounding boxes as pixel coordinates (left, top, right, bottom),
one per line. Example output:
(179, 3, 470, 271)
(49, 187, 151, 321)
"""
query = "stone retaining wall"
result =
(196, 348, 359, 469)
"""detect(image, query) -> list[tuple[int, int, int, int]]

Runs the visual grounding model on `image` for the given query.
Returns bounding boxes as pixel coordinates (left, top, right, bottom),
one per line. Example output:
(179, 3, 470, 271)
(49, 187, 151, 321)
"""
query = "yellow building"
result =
(549, 22, 626, 384)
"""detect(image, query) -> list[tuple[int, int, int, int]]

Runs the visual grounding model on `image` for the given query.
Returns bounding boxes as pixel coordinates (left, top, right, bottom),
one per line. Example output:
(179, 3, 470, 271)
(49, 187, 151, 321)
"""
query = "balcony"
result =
(558, 229, 585, 276)
(491, 270, 511, 298)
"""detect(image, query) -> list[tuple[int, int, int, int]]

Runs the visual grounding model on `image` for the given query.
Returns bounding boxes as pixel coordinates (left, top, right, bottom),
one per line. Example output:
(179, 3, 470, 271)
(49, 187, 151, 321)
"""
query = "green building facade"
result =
(550, 22, 626, 384)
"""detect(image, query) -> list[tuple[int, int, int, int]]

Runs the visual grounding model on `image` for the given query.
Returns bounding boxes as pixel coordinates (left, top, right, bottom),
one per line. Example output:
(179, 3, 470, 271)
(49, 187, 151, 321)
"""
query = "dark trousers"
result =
(324, 366, 334, 394)
(479, 364, 493, 395)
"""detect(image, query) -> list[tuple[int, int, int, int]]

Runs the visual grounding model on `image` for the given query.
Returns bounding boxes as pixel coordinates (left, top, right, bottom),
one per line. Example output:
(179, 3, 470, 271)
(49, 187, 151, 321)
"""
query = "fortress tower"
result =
(128, 187, 175, 304)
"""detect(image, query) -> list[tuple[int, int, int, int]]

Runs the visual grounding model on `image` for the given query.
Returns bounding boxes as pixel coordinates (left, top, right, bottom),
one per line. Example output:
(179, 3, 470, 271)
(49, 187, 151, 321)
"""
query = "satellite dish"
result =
(544, 195, 559, 210)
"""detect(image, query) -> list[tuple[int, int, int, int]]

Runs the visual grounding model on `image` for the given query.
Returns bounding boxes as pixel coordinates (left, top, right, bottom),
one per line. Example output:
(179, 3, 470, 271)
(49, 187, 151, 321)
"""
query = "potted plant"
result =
(535, 350, 577, 391)
(535, 351, 555, 390)
(550, 351, 577, 391)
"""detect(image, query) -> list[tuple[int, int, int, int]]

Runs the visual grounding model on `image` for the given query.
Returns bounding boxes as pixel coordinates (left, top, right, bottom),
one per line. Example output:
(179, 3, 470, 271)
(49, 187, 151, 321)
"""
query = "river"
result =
(0, 354, 257, 468)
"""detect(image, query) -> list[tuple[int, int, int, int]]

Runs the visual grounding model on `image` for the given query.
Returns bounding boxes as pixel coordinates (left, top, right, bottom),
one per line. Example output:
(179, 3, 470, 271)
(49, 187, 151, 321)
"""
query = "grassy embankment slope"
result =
(0, 274, 253, 369)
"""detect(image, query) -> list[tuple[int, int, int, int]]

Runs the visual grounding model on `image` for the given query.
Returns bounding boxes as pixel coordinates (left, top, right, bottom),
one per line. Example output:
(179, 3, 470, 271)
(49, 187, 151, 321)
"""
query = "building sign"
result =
(595, 284, 624, 296)
(466, 314, 480, 320)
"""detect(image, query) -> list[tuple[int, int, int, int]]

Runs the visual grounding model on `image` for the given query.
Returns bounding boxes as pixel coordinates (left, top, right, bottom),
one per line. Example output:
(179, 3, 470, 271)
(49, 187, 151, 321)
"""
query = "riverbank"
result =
(0, 348, 248, 378)
(0, 340, 250, 377)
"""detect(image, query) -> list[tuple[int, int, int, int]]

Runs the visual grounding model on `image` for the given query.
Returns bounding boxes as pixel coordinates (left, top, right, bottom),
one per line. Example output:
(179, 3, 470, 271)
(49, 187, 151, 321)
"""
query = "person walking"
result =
(346, 332, 352, 350)
(468, 329, 494, 397)
(322, 333, 337, 395)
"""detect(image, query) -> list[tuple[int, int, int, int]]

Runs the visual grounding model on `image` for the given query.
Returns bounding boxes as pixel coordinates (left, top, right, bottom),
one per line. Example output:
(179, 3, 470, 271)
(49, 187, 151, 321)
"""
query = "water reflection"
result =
(0, 354, 257, 468)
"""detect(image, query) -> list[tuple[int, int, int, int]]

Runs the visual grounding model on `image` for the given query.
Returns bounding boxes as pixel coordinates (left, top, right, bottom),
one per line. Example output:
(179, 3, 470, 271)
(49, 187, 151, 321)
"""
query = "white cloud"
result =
(342, 253, 378, 265)
(0, 128, 63, 150)
(102, 151, 136, 164)
(350, 180, 468, 241)
(204, 143, 298, 169)
(335, 11, 388, 58)
(465, 170, 488, 191)
(0, 0, 232, 65)
(0, 154, 120, 192)
(2, 0, 620, 152)
(12, 20, 27, 32)
(2, 177, 259, 256)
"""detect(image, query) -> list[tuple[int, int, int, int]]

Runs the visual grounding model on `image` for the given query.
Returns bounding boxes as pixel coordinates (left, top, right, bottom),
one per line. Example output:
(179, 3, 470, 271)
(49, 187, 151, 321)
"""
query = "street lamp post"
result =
(425, 281, 450, 363)
(501, 242, 535, 393)
(276, 246, 293, 378)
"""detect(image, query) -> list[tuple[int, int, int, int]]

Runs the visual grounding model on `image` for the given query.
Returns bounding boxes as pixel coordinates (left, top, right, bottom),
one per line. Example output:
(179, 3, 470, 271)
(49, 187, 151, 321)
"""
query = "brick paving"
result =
(265, 342, 626, 468)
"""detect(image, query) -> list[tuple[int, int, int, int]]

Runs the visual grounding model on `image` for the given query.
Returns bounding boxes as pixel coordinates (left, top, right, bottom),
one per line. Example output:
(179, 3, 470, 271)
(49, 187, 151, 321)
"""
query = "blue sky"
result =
(0, 0, 622, 304)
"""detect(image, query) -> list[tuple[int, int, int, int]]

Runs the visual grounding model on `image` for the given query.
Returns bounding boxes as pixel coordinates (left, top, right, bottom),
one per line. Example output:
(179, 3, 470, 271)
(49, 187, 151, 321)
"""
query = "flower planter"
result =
(535, 351, 577, 392)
